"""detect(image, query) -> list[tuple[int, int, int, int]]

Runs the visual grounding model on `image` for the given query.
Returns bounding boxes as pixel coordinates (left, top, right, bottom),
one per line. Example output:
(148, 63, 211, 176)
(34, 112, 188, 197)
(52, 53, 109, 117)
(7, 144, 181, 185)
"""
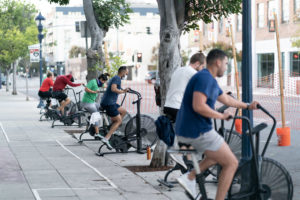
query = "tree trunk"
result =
(150, 0, 185, 167)
(26, 66, 29, 101)
(12, 62, 17, 95)
(6, 69, 10, 92)
(83, 0, 106, 82)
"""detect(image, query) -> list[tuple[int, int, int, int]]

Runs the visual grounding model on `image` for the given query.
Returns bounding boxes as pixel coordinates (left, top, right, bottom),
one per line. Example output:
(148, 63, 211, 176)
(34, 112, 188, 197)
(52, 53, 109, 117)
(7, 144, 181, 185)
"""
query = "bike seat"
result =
(250, 122, 268, 135)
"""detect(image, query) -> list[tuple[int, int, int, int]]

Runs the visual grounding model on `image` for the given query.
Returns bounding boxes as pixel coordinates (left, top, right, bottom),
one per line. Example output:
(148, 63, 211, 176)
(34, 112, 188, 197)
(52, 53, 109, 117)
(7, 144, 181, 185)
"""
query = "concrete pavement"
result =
(0, 90, 173, 200)
(1, 87, 299, 199)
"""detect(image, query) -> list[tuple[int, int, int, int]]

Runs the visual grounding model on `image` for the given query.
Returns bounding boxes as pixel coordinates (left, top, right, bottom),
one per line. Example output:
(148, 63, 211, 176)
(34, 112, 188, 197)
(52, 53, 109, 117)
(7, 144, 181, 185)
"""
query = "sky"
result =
(26, 0, 82, 15)
(27, 0, 156, 15)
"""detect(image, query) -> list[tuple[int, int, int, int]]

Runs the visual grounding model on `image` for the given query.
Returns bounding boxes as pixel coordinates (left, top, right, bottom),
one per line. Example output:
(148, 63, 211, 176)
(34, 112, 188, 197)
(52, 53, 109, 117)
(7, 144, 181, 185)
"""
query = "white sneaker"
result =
(102, 138, 113, 150)
(177, 173, 197, 199)
(169, 154, 187, 169)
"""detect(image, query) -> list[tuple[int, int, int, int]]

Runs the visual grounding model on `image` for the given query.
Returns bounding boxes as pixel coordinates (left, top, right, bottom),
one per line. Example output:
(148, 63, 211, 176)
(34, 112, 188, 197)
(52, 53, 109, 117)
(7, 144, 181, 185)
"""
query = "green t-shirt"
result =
(82, 79, 99, 103)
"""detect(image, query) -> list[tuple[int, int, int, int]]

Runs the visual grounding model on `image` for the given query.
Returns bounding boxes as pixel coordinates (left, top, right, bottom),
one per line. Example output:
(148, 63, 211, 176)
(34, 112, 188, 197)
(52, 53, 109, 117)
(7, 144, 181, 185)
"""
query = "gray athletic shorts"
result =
(177, 129, 224, 155)
(82, 102, 100, 114)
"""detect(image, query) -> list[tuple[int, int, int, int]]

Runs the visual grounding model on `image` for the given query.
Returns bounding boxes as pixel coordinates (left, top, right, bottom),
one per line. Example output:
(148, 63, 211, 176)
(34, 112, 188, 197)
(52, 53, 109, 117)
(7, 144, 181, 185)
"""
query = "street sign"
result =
(28, 44, 40, 63)
(80, 21, 91, 38)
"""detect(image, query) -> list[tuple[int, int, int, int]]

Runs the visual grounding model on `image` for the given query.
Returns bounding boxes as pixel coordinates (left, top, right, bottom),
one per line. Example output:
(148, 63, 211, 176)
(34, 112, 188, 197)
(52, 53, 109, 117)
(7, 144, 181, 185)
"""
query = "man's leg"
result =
(59, 97, 70, 114)
(202, 142, 238, 200)
(117, 106, 127, 119)
(105, 115, 122, 140)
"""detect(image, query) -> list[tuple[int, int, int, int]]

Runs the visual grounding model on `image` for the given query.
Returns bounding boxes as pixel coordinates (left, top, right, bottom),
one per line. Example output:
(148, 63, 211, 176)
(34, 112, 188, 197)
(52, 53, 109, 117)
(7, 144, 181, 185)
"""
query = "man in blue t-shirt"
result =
(175, 49, 259, 200)
(100, 66, 129, 149)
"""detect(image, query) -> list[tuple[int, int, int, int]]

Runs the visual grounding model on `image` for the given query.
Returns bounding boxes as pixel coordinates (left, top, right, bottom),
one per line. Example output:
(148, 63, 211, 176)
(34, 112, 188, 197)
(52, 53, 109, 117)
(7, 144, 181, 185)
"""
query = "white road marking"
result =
(56, 140, 118, 189)
(32, 187, 114, 200)
(32, 189, 42, 200)
(0, 122, 10, 143)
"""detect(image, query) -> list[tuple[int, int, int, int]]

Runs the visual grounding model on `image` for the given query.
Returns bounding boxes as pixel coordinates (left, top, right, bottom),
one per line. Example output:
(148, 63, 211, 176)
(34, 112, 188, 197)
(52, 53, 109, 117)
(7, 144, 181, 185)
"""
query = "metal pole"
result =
(242, 0, 253, 160)
(39, 38, 42, 86)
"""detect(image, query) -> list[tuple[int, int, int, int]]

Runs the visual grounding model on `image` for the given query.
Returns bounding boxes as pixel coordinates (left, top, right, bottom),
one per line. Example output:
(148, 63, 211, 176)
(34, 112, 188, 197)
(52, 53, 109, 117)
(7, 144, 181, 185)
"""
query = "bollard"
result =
(235, 119, 242, 134)
(276, 127, 291, 146)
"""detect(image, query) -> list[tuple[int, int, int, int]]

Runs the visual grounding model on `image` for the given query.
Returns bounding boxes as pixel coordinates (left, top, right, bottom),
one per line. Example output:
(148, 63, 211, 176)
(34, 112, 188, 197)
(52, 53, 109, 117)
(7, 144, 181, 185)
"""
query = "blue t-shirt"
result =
(175, 69, 223, 138)
(101, 75, 121, 106)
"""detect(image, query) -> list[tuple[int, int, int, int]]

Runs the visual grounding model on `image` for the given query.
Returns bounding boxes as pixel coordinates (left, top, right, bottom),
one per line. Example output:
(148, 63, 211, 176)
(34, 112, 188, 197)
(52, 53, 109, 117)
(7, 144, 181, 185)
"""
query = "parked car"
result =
(145, 70, 158, 84)
(1, 74, 6, 85)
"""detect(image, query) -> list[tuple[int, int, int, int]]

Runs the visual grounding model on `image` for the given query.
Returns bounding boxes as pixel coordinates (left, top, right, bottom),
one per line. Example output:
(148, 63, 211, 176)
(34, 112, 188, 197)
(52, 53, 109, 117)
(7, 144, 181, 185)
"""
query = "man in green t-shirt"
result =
(82, 74, 108, 138)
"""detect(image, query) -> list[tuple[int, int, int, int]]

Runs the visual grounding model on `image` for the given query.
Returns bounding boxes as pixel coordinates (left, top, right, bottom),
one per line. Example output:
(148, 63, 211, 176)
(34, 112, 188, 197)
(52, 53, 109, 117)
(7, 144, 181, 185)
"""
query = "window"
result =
(268, 0, 276, 21)
(282, 0, 289, 23)
(290, 52, 300, 76)
(75, 21, 80, 32)
(257, 53, 275, 88)
(257, 3, 265, 28)
(237, 14, 242, 31)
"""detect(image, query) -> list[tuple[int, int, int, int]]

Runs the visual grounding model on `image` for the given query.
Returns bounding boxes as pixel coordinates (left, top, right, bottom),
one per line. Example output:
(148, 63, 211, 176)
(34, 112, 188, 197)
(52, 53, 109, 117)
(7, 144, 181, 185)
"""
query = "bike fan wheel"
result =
(208, 130, 242, 177)
(124, 114, 157, 149)
(224, 130, 242, 160)
(118, 113, 132, 133)
(228, 157, 293, 200)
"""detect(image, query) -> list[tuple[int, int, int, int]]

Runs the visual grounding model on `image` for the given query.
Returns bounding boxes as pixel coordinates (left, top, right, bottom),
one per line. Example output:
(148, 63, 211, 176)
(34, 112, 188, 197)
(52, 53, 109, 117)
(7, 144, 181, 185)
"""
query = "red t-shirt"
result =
(39, 77, 54, 92)
(53, 75, 81, 91)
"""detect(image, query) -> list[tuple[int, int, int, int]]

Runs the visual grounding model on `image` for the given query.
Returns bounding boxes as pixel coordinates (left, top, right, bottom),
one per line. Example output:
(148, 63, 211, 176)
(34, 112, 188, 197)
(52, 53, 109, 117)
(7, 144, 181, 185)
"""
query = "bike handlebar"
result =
(127, 88, 142, 104)
(232, 104, 276, 157)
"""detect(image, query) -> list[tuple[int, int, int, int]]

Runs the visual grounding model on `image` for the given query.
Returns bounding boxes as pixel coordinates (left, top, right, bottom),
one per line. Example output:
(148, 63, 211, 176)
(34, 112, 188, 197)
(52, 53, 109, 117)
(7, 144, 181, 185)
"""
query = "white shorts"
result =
(177, 129, 224, 155)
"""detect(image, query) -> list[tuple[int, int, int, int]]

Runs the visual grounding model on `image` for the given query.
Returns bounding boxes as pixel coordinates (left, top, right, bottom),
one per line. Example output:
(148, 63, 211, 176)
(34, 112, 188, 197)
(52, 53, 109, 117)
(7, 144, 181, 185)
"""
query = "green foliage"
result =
(48, 0, 132, 32)
(0, 0, 38, 70)
(92, 0, 132, 31)
(102, 55, 126, 77)
(69, 46, 86, 58)
(204, 41, 242, 62)
(184, 0, 242, 32)
(0, 0, 36, 32)
(47, 0, 69, 5)
(181, 49, 191, 66)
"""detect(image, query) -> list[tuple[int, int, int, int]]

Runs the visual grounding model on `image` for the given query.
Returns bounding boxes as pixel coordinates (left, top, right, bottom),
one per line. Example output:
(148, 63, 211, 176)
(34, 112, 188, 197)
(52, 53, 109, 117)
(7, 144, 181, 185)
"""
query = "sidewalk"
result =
(0, 90, 194, 200)
(0, 89, 299, 200)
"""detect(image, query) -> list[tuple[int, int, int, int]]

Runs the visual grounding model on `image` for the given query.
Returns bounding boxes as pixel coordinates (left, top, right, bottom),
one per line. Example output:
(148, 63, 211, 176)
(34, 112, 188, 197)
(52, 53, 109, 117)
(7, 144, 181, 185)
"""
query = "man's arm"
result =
(192, 91, 231, 120)
(85, 87, 98, 94)
(64, 77, 81, 87)
(218, 93, 258, 110)
(111, 84, 126, 94)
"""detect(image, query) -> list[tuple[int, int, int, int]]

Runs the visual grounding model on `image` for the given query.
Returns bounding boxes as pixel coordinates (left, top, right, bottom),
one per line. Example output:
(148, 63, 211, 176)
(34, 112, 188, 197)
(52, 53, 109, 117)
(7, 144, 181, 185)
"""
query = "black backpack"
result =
(155, 115, 175, 146)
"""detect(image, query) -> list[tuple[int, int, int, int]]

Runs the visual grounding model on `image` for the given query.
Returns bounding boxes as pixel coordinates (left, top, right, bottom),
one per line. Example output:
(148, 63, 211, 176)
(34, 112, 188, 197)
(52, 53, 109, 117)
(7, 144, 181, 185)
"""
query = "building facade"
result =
(44, 7, 88, 76)
(188, 0, 300, 95)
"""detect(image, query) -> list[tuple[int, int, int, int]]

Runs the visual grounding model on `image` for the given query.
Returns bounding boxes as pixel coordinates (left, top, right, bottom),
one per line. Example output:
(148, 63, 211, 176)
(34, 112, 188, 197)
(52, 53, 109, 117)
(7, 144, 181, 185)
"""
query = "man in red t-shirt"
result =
(52, 74, 82, 115)
(38, 72, 54, 106)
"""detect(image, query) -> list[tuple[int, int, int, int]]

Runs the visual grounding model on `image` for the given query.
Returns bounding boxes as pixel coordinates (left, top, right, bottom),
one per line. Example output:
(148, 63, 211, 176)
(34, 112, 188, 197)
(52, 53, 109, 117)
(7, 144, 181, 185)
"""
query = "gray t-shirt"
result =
(101, 75, 121, 106)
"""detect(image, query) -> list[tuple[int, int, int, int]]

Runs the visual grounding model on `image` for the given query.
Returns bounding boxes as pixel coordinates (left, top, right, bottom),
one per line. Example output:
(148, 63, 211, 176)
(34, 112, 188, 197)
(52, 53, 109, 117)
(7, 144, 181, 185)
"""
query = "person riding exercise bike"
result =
(52, 74, 82, 116)
(38, 72, 54, 107)
(164, 51, 206, 168)
(100, 66, 130, 149)
(82, 73, 109, 138)
(175, 49, 259, 200)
